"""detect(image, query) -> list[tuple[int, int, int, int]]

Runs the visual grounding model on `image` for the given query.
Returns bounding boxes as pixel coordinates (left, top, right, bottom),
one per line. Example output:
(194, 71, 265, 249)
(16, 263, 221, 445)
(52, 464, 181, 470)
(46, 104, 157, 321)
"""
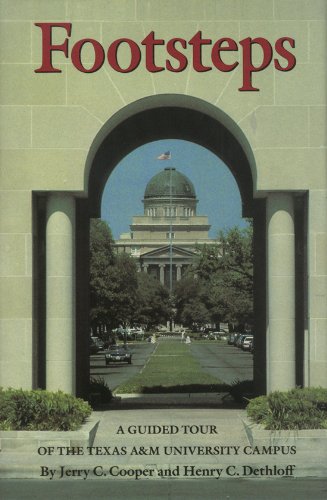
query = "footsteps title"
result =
(34, 23, 296, 91)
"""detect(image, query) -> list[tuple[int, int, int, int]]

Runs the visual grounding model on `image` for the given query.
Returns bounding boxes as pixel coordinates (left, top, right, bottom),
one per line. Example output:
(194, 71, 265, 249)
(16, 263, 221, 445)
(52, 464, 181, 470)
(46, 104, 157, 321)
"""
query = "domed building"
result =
(114, 167, 215, 287)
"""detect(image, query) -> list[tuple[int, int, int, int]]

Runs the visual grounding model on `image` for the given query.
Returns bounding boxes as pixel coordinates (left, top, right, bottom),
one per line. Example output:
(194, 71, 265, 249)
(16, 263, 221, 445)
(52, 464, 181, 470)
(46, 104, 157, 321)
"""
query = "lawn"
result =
(115, 341, 228, 394)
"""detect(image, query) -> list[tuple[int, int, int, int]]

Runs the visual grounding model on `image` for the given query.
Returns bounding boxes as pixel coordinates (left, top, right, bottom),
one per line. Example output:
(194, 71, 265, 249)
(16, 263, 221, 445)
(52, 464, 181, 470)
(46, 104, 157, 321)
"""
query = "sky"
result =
(101, 139, 248, 239)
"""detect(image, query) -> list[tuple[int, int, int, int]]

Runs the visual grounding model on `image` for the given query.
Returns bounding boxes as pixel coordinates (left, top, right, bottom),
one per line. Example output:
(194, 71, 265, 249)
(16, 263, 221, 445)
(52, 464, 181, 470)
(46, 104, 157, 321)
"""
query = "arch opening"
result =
(77, 95, 267, 400)
(86, 95, 256, 219)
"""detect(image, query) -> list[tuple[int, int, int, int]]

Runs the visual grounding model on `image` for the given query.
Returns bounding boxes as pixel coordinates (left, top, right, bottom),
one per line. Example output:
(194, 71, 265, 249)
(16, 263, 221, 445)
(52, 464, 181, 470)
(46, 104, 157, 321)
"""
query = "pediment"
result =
(141, 245, 196, 259)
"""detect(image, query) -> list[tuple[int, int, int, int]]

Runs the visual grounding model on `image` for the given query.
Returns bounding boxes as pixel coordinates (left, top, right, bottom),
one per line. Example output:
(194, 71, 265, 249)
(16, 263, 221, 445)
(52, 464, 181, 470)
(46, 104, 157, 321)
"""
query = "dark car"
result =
(105, 346, 132, 365)
(91, 336, 105, 351)
(89, 340, 99, 355)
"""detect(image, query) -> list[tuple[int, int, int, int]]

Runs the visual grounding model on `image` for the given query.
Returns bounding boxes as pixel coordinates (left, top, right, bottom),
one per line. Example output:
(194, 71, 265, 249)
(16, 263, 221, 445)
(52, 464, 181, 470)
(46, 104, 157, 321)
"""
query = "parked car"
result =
(105, 346, 132, 365)
(242, 335, 254, 351)
(91, 336, 105, 351)
(89, 340, 99, 354)
(232, 333, 242, 346)
(228, 333, 236, 345)
(236, 334, 248, 348)
(130, 327, 144, 338)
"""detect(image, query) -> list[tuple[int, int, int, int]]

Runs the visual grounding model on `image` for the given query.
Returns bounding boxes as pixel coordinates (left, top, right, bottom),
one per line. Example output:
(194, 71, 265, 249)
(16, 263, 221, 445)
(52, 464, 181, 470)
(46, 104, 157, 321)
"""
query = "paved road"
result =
(1, 478, 326, 499)
(90, 339, 253, 390)
(189, 341, 253, 384)
(90, 342, 156, 391)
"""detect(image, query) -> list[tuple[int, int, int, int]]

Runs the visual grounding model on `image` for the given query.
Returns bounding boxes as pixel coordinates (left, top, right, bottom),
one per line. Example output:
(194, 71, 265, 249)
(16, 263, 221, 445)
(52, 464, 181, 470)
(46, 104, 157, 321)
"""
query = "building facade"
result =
(0, 0, 326, 397)
(114, 167, 216, 287)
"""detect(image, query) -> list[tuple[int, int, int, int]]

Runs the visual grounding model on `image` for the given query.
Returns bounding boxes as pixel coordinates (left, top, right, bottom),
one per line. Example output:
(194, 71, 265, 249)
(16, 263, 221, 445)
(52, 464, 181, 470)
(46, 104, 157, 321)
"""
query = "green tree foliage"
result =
(90, 219, 170, 331)
(90, 219, 115, 328)
(135, 273, 170, 327)
(90, 219, 138, 330)
(174, 275, 210, 327)
(174, 222, 253, 328)
(207, 223, 253, 326)
(105, 253, 139, 327)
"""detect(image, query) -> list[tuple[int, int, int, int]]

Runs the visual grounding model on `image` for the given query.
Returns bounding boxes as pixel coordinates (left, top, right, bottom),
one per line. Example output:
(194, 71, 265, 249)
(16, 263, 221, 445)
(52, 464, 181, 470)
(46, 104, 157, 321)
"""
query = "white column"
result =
(159, 264, 165, 284)
(46, 195, 75, 394)
(267, 193, 295, 392)
(307, 190, 327, 387)
(176, 264, 182, 281)
(142, 264, 148, 273)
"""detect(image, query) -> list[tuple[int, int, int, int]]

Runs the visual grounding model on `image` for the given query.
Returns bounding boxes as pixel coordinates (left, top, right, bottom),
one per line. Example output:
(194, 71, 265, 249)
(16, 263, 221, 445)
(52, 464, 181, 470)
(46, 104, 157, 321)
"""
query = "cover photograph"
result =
(0, 0, 326, 498)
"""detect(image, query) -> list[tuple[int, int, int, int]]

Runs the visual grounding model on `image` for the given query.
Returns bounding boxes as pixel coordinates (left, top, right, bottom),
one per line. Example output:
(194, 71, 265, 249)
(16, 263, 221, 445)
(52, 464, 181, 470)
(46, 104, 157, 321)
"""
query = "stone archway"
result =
(85, 95, 255, 218)
(83, 95, 262, 398)
(42, 95, 305, 398)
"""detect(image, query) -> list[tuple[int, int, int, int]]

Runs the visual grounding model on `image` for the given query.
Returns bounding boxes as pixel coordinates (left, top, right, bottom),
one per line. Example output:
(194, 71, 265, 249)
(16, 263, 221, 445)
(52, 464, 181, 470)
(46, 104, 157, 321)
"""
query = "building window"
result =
(147, 207, 157, 216)
(165, 207, 176, 217)
(166, 232, 175, 239)
(184, 207, 193, 216)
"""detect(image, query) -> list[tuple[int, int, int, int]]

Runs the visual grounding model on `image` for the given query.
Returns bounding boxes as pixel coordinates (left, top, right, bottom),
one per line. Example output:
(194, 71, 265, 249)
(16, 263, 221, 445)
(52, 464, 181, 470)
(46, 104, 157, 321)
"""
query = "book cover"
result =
(0, 0, 326, 498)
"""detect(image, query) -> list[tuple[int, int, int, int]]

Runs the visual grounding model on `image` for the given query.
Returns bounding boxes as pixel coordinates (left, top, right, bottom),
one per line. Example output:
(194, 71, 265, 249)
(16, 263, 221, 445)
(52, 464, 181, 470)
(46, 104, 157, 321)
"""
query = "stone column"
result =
(159, 264, 165, 284)
(267, 193, 295, 392)
(307, 190, 327, 387)
(142, 264, 148, 273)
(46, 195, 76, 394)
(176, 264, 182, 281)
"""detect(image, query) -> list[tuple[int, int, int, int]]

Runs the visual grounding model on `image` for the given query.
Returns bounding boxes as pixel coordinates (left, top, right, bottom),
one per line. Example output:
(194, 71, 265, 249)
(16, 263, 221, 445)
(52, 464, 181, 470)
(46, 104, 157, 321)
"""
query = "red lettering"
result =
(274, 37, 296, 71)
(71, 39, 105, 73)
(33, 24, 297, 90)
(189, 31, 212, 72)
(34, 22, 71, 73)
(166, 38, 188, 72)
(142, 31, 165, 72)
(107, 38, 141, 73)
(239, 37, 273, 91)
(211, 38, 239, 72)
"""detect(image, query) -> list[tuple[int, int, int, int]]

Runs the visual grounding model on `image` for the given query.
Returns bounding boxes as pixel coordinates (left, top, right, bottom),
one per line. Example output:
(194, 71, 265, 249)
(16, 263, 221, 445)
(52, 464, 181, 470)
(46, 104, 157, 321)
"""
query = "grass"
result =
(115, 341, 228, 394)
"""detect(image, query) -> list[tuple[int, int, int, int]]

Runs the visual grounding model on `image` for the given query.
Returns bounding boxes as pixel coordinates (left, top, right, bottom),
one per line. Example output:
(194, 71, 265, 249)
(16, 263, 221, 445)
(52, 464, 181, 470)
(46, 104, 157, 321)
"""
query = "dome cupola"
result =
(144, 168, 196, 199)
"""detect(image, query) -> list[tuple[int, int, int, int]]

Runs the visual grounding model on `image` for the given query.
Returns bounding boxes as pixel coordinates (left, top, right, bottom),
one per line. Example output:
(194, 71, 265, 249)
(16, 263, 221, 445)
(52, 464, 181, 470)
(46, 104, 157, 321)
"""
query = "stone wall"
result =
(0, 0, 326, 391)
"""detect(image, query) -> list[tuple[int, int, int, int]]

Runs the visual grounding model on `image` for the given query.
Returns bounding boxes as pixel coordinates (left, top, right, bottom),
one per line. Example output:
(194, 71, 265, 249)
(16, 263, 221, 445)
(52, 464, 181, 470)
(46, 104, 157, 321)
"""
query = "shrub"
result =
(247, 387, 327, 430)
(228, 379, 255, 404)
(88, 377, 113, 407)
(0, 387, 92, 431)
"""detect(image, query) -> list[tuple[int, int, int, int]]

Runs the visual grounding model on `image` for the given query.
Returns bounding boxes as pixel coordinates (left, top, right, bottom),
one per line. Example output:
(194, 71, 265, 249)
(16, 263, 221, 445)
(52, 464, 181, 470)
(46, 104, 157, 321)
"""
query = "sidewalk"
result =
(0, 395, 326, 480)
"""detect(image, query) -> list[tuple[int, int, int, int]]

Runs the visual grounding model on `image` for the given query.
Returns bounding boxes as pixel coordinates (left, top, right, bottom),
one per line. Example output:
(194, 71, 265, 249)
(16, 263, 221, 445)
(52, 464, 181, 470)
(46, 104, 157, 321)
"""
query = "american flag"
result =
(157, 151, 171, 160)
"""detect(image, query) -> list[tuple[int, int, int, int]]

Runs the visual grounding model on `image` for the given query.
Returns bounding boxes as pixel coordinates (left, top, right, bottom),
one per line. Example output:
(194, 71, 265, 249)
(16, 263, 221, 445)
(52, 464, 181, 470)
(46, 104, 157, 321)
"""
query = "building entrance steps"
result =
(93, 408, 250, 450)
(1, 406, 326, 479)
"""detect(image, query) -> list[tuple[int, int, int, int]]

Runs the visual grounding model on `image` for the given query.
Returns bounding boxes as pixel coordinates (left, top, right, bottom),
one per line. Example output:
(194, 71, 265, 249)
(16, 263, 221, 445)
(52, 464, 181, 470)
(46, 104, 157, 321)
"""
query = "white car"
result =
(242, 335, 254, 351)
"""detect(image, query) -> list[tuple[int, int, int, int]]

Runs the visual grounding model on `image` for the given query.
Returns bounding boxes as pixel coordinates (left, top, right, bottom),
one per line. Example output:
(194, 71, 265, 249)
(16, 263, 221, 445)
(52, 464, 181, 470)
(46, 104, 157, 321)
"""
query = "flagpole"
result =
(169, 166, 173, 300)
(157, 151, 173, 331)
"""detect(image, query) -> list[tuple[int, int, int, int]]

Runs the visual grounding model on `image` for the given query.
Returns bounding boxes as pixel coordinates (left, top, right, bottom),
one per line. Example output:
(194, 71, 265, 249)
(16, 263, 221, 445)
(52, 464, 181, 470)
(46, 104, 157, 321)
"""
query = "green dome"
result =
(144, 168, 196, 199)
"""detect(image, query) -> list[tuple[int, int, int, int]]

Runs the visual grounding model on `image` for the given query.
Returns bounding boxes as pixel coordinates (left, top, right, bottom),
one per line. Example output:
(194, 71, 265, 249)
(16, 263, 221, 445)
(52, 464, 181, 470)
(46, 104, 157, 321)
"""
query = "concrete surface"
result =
(0, 400, 326, 481)
(1, 478, 327, 500)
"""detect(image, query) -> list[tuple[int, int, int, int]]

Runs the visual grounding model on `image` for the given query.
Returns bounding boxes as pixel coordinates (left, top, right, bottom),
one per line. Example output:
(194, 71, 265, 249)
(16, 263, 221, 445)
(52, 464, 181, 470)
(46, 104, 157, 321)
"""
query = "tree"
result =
(134, 273, 170, 328)
(105, 253, 139, 328)
(89, 219, 115, 328)
(174, 222, 254, 329)
(174, 274, 210, 327)
(199, 222, 253, 328)
(89, 219, 138, 331)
